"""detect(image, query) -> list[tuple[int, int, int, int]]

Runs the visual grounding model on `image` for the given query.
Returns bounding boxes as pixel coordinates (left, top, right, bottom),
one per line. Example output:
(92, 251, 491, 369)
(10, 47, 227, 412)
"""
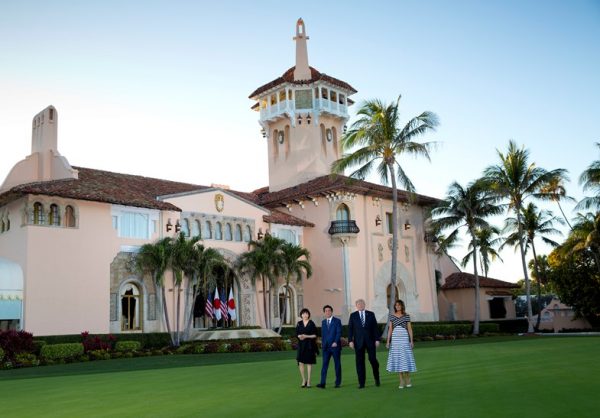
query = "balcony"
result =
(328, 220, 360, 235)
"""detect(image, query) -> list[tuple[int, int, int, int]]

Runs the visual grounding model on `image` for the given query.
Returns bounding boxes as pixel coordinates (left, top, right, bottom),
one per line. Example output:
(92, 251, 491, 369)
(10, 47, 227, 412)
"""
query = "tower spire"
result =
(293, 18, 311, 81)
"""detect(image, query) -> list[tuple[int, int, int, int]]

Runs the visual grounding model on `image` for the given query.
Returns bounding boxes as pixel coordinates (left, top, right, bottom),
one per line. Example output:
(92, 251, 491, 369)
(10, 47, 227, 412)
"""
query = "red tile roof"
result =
(249, 66, 357, 99)
(441, 272, 520, 290)
(252, 175, 440, 208)
(263, 210, 315, 227)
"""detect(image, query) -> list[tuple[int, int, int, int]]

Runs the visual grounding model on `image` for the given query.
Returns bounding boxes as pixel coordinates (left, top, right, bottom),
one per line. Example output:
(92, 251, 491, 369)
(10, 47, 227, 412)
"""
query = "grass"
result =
(1, 336, 598, 417)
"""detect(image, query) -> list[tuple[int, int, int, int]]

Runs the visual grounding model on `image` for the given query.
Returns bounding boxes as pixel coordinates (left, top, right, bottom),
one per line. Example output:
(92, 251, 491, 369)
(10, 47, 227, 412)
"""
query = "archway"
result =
(120, 282, 142, 331)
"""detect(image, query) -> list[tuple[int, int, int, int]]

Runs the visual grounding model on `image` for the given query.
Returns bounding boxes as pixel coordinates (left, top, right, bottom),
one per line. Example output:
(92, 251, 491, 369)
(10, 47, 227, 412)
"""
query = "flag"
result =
(220, 288, 228, 321)
(228, 288, 237, 321)
(204, 291, 213, 319)
(213, 288, 222, 321)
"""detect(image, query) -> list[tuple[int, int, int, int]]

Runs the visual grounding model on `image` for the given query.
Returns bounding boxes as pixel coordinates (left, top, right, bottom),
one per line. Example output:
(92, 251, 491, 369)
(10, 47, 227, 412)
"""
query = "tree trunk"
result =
(382, 163, 399, 339)
(531, 243, 543, 331)
(277, 281, 290, 335)
(556, 201, 573, 231)
(471, 232, 480, 335)
(266, 279, 272, 330)
(261, 275, 269, 329)
(516, 206, 535, 333)
(160, 285, 174, 346)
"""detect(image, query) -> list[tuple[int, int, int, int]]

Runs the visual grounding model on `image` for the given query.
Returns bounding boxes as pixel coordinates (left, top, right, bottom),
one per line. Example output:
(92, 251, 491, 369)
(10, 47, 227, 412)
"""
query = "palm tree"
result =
(236, 234, 285, 329)
(170, 233, 201, 346)
(558, 212, 600, 272)
(430, 180, 502, 334)
(483, 140, 568, 333)
(277, 242, 312, 334)
(136, 237, 174, 344)
(503, 203, 563, 330)
(182, 245, 227, 339)
(577, 143, 600, 211)
(540, 176, 575, 230)
(332, 96, 438, 314)
(462, 226, 503, 278)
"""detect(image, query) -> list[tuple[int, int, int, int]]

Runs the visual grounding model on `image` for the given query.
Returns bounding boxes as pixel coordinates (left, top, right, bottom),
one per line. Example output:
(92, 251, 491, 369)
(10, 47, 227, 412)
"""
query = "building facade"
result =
(0, 20, 459, 336)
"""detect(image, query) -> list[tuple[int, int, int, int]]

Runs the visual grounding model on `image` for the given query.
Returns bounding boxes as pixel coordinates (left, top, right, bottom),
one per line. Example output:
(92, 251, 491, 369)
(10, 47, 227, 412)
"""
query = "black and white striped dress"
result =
(386, 313, 417, 373)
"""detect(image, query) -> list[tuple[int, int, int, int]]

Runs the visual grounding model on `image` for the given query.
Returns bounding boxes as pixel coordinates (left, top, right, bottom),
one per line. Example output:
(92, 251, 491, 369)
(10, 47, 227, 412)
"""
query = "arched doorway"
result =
(121, 283, 142, 331)
(278, 284, 296, 326)
(192, 264, 238, 329)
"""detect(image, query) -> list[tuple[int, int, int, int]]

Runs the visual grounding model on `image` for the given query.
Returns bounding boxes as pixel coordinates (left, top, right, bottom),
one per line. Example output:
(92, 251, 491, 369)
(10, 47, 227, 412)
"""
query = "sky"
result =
(1, 0, 599, 282)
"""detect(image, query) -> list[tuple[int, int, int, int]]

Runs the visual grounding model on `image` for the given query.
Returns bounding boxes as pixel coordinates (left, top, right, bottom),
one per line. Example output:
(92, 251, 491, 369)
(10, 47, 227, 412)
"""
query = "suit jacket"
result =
(321, 316, 342, 350)
(348, 310, 381, 349)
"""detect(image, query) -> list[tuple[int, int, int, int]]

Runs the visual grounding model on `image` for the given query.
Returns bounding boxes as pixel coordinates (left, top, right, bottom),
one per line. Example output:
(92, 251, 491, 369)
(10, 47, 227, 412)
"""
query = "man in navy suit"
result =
(316, 305, 342, 389)
(348, 298, 381, 388)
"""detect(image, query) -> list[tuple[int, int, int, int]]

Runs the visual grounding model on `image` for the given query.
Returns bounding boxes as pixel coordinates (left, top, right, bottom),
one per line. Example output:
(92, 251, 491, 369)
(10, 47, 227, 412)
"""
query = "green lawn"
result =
(1, 336, 598, 418)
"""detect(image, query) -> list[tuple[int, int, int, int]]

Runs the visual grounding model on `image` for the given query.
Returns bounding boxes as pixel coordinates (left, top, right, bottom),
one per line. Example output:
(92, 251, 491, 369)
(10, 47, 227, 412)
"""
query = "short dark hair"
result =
(323, 305, 333, 312)
(299, 308, 311, 318)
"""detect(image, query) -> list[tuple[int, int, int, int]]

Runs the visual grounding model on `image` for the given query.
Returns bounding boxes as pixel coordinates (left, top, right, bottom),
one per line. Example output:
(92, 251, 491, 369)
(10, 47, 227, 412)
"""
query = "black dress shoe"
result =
(316, 383, 326, 389)
(375, 379, 381, 387)
(358, 385, 365, 389)
(334, 385, 341, 388)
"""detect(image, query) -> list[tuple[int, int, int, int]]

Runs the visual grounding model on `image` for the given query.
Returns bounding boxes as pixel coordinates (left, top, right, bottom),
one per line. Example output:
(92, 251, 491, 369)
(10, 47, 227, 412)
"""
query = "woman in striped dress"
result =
(386, 299, 416, 388)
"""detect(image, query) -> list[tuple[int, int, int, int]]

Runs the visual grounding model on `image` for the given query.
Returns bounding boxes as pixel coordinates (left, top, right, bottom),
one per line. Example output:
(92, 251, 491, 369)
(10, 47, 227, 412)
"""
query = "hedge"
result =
(115, 341, 141, 352)
(36, 333, 172, 349)
(40, 343, 84, 361)
(0, 347, 4, 361)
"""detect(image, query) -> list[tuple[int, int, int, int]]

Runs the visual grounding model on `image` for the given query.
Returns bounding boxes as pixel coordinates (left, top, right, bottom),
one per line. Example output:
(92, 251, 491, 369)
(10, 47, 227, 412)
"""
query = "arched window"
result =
(215, 222, 223, 240)
(387, 282, 406, 309)
(65, 205, 76, 227)
(32, 202, 44, 225)
(121, 283, 142, 331)
(336, 204, 350, 221)
(243, 225, 252, 242)
(49, 204, 60, 226)
(204, 220, 212, 239)
(234, 224, 242, 241)
(192, 220, 201, 238)
(181, 219, 190, 237)
(224, 223, 233, 241)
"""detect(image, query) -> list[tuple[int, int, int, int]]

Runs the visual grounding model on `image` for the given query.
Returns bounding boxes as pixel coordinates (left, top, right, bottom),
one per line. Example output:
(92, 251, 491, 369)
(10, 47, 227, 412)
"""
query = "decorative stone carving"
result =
(110, 293, 117, 321)
(242, 294, 253, 326)
(147, 293, 156, 320)
(378, 243, 383, 261)
(405, 245, 410, 262)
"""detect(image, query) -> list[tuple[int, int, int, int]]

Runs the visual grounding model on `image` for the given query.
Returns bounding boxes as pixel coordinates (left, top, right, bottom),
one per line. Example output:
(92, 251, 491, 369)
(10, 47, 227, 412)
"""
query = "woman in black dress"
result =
(296, 308, 318, 388)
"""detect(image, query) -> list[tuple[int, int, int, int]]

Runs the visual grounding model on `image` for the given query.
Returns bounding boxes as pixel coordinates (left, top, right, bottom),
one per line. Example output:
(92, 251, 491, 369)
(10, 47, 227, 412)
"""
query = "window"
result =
(321, 88, 328, 99)
(288, 89, 293, 100)
(276, 228, 297, 245)
(278, 285, 295, 325)
(32, 202, 44, 225)
(234, 224, 242, 241)
(336, 204, 350, 221)
(192, 220, 201, 238)
(65, 205, 76, 228)
(261, 99, 267, 109)
(386, 212, 394, 234)
(270, 94, 276, 105)
(49, 204, 60, 226)
(224, 223, 232, 241)
(243, 225, 252, 242)
(181, 219, 190, 237)
(120, 212, 149, 239)
(279, 90, 286, 102)
(339, 94, 345, 105)
(330, 91, 337, 102)
(204, 220, 212, 239)
(215, 222, 223, 240)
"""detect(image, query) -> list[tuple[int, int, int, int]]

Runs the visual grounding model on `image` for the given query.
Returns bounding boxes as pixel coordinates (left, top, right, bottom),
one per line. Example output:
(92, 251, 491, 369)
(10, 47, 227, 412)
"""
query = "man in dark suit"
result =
(316, 305, 342, 389)
(348, 298, 381, 388)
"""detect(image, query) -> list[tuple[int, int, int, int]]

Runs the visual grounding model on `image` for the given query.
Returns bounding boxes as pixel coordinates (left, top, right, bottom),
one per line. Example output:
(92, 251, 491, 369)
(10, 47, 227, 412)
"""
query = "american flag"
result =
(220, 288, 228, 322)
(204, 290, 213, 319)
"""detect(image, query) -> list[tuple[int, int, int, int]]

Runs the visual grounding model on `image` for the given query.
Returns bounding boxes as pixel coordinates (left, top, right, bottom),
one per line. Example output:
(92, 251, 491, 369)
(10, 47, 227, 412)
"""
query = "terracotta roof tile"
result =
(249, 66, 357, 99)
(263, 210, 315, 227)
(0, 167, 253, 212)
(252, 175, 440, 207)
(441, 272, 519, 290)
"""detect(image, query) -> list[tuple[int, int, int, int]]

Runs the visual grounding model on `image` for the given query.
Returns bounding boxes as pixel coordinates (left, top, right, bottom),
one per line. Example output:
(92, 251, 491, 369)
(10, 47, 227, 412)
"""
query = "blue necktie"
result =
(360, 311, 365, 326)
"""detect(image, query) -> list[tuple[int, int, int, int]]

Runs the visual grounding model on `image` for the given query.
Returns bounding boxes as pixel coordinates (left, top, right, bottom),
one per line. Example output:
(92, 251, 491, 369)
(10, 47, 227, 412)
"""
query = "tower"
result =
(249, 19, 357, 192)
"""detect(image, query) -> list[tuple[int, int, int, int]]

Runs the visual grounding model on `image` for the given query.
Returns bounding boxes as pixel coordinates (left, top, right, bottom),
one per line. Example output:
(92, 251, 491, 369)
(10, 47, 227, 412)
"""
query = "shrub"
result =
(0, 347, 4, 361)
(0, 330, 35, 362)
(40, 343, 84, 361)
(88, 349, 111, 361)
(81, 332, 116, 353)
(14, 353, 39, 367)
(478, 323, 500, 334)
(32, 340, 47, 355)
(115, 341, 141, 352)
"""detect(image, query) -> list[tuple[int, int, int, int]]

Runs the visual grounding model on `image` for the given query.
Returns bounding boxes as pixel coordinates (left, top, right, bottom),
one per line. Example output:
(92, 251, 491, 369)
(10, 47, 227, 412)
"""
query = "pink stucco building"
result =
(0, 19, 460, 337)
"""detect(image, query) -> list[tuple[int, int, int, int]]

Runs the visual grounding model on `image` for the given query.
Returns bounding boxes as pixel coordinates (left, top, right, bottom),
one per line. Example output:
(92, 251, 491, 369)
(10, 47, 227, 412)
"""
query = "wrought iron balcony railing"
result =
(328, 220, 360, 235)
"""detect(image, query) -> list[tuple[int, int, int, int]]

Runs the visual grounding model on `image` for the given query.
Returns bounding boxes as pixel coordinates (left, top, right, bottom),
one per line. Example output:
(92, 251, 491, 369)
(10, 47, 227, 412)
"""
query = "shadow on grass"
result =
(0, 335, 524, 381)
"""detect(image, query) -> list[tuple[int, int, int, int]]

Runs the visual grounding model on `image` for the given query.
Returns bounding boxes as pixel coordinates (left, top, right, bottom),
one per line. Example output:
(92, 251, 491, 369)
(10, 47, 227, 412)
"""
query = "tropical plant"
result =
(332, 95, 438, 315)
(503, 203, 563, 329)
(462, 226, 503, 278)
(540, 176, 575, 230)
(236, 234, 285, 329)
(577, 142, 600, 211)
(277, 242, 312, 334)
(430, 180, 502, 334)
(556, 212, 600, 272)
(136, 237, 174, 344)
(483, 140, 569, 332)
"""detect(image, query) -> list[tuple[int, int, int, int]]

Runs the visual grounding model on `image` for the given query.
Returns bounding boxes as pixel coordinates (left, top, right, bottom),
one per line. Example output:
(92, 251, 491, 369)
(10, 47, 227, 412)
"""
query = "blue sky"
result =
(1, 0, 598, 282)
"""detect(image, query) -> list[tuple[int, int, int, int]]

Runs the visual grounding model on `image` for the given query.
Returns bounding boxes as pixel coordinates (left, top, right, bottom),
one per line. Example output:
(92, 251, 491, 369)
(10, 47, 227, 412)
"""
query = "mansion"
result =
(0, 20, 516, 337)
